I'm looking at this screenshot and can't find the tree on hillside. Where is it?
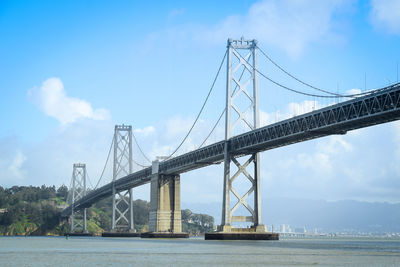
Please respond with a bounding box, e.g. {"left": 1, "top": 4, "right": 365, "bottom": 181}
{"left": 56, "top": 185, "right": 68, "bottom": 200}
{"left": 182, "top": 209, "right": 192, "bottom": 222}
{"left": 0, "top": 187, "right": 7, "bottom": 207}
{"left": 133, "top": 199, "right": 150, "bottom": 226}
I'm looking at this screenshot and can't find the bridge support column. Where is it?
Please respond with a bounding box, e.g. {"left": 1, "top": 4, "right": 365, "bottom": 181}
{"left": 109, "top": 125, "right": 137, "bottom": 235}
{"left": 67, "top": 163, "right": 92, "bottom": 236}
{"left": 206, "top": 38, "right": 278, "bottom": 240}
{"left": 219, "top": 151, "right": 266, "bottom": 232}
{"left": 102, "top": 125, "right": 140, "bottom": 237}
{"left": 143, "top": 160, "right": 188, "bottom": 238}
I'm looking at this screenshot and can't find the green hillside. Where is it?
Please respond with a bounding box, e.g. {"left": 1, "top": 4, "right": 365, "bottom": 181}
{"left": 0, "top": 185, "right": 214, "bottom": 236}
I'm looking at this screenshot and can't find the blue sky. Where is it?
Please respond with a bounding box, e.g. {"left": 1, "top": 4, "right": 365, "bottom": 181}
{"left": 1, "top": 0, "right": 400, "bottom": 209}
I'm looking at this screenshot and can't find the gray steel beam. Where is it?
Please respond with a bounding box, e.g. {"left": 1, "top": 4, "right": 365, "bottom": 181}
{"left": 221, "top": 38, "right": 262, "bottom": 229}
{"left": 62, "top": 82, "right": 400, "bottom": 217}
{"left": 111, "top": 125, "right": 135, "bottom": 232}
{"left": 69, "top": 163, "right": 87, "bottom": 233}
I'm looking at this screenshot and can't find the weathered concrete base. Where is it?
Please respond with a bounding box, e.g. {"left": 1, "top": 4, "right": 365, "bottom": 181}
{"left": 64, "top": 232, "right": 93, "bottom": 237}
{"left": 205, "top": 232, "right": 279, "bottom": 240}
{"left": 217, "top": 225, "right": 268, "bottom": 233}
{"left": 101, "top": 232, "right": 140, "bottom": 237}
{"left": 141, "top": 232, "right": 189, "bottom": 238}
{"left": 149, "top": 169, "right": 182, "bottom": 234}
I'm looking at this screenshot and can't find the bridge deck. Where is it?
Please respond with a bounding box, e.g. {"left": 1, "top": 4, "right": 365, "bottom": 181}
{"left": 62, "top": 83, "right": 400, "bottom": 217}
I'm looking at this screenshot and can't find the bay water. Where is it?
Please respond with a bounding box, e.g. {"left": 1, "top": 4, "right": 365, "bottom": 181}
{"left": 0, "top": 236, "right": 399, "bottom": 266}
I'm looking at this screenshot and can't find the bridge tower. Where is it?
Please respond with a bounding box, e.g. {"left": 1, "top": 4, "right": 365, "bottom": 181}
{"left": 220, "top": 38, "right": 266, "bottom": 232}
{"left": 111, "top": 125, "right": 135, "bottom": 232}
{"left": 70, "top": 163, "right": 87, "bottom": 233}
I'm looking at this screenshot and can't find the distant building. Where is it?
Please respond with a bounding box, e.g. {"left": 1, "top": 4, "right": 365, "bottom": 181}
{"left": 294, "top": 227, "right": 306, "bottom": 233}
{"left": 281, "top": 224, "right": 291, "bottom": 233}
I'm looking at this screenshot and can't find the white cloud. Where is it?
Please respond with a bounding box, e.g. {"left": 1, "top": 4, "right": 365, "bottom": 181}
{"left": 297, "top": 152, "right": 333, "bottom": 175}
{"left": 164, "top": 116, "right": 195, "bottom": 140}
{"left": 28, "top": 77, "right": 110, "bottom": 125}
{"left": 150, "top": 143, "right": 174, "bottom": 160}
{"left": 168, "top": 8, "right": 185, "bottom": 19}
{"left": 8, "top": 151, "right": 26, "bottom": 179}
{"left": 133, "top": 126, "right": 155, "bottom": 137}
{"left": 346, "top": 88, "right": 362, "bottom": 95}
{"left": 394, "top": 121, "right": 400, "bottom": 173}
{"left": 260, "top": 110, "right": 273, "bottom": 126}
{"left": 148, "top": 116, "right": 202, "bottom": 158}
{"left": 260, "top": 100, "right": 322, "bottom": 127}
{"left": 370, "top": 0, "right": 400, "bottom": 35}
{"left": 0, "top": 141, "right": 27, "bottom": 185}
{"left": 318, "top": 135, "right": 353, "bottom": 155}
{"left": 288, "top": 100, "right": 320, "bottom": 116}
{"left": 274, "top": 135, "right": 352, "bottom": 187}
{"left": 140, "top": 0, "right": 349, "bottom": 58}
{"left": 18, "top": 119, "right": 119, "bottom": 188}
{"left": 201, "top": 0, "right": 347, "bottom": 56}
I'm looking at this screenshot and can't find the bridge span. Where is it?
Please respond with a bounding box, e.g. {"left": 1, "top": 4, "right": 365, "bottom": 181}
{"left": 62, "top": 38, "right": 400, "bottom": 239}
{"left": 62, "top": 81, "right": 400, "bottom": 217}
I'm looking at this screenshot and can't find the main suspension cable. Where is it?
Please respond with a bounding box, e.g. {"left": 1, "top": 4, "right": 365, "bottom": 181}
{"left": 257, "top": 45, "right": 343, "bottom": 96}
{"left": 197, "top": 56, "right": 249, "bottom": 149}
{"left": 94, "top": 137, "right": 114, "bottom": 190}
{"left": 132, "top": 131, "right": 152, "bottom": 163}
{"left": 132, "top": 158, "right": 150, "bottom": 168}
{"left": 163, "top": 50, "right": 227, "bottom": 160}
{"left": 256, "top": 45, "right": 386, "bottom": 98}
{"left": 86, "top": 170, "right": 94, "bottom": 190}
{"left": 198, "top": 108, "right": 225, "bottom": 148}
{"left": 233, "top": 47, "right": 385, "bottom": 99}
{"left": 67, "top": 174, "right": 73, "bottom": 204}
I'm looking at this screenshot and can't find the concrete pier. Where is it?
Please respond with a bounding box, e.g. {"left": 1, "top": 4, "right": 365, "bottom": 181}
{"left": 64, "top": 232, "right": 93, "bottom": 237}
{"left": 205, "top": 226, "right": 279, "bottom": 240}
{"left": 141, "top": 232, "right": 189, "bottom": 238}
{"left": 143, "top": 161, "right": 188, "bottom": 238}
{"left": 148, "top": 173, "right": 182, "bottom": 233}
{"left": 101, "top": 232, "right": 140, "bottom": 237}
{"left": 205, "top": 232, "right": 278, "bottom": 240}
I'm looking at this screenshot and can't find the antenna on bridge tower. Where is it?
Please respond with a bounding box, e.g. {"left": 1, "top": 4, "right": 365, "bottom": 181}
{"left": 220, "top": 38, "right": 266, "bottom": 232}
{"left": 111, "top": 125, "right": 135, "bottom": 233}
{"left": 70, "top": 163, "right": 87, "bottom": 233}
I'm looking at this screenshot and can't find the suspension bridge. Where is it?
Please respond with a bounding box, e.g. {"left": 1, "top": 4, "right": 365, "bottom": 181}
{"left": 61, "top": 38, "right": 400, "bottom": 240}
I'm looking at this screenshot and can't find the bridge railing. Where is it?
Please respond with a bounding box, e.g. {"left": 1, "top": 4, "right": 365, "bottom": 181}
{"left": 230, "top": 82, "right": 400, "bottom": 156}
{"left": 159, "top": 141, "right": 226, "bottom": 175}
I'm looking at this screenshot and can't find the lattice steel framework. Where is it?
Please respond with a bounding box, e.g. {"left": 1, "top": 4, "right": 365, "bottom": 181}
{"left": 221, "top": 38, "right": 263, "bottom": 229}
{"left": 62, "top": 83, "right": 400, "bottom": 217}
{"left": 111, "top": 125, "right": 134, "bottom": 231}
{"left": 70, "top": 163, "right": 87, "bottom": 233}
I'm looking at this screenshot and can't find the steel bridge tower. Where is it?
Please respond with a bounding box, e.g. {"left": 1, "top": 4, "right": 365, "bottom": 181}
{"left": 70, "top": 163, "right": 87, "bottom": 233}
{"left": 220, "top": 38, "right": 266, "bottom": 232}
{"left": 111, "top": 125, "right": 135, "bottom": 232}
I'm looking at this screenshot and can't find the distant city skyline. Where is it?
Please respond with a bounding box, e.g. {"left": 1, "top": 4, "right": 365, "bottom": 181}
{"left": 0, "top": 0, "right": 400, "bottom": 205}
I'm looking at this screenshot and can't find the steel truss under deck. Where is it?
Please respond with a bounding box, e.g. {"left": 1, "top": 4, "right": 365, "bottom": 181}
{"left": 62, "top": 82, "right": 400, "bottom": 217}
